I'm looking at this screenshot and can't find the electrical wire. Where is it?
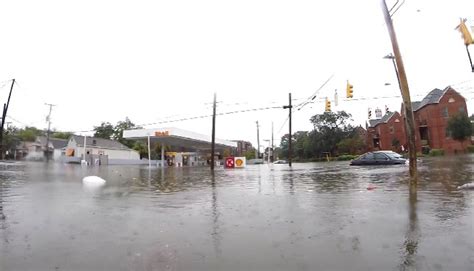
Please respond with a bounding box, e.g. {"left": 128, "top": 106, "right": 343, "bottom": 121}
{"left": 66, "top": 105, "right": 284, "bottom": 134}
{"left": 295, "top": 74, "right": 334, "bottom": 111}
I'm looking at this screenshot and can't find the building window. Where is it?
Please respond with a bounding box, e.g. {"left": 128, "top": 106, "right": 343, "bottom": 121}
{"left": 459, "top": 107, "right": 465, "bottom": 113}
{"left": 92, "top": 139, "right": 97, "bottom": 146}
{"left": 389, "top": 126, "right": 394, "bottom": 134}
{"left": 441, "top": 107, "right": 449, "bottom": 118}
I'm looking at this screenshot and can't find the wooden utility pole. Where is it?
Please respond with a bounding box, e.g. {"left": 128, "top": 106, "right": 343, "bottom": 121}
{"left": 0, "top": 79, "right": 15, "bottom": 160}
{"left": 283, "top": 93, "right": 292, "bottom": 167}
{"left": 271, "top": 121, "right": 274, "bottom": 162}
{"left": 256, "top": 121, "right": 260, "bottom": 159}
{"left": 210, "top": 93, "right": 216, "bottom": 171}
{"left": 381, "top": 0, "right": 417, "bottom": 182}
{"left": 44, "top": 103, "right": 56, "bottom": 162}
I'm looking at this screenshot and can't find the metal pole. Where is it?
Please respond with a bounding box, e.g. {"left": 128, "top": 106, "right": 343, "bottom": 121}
{"left": 84, "top": 135, "right": 87, "bottom": 164}
{"left": 211, "top": 93, "right": 216, "bottom": 171}
{"left": 271, "top": 122, "right": 274, "bottom": 162}
{"left": 147, "top": 135, "right": 151, "bottom": 168}
{"left": 161, "top": 145, "right": 165, "bottom": 167}
{"left": 256, "top": 121, "right": 260, "bottom": 159}
{"left": 466, "top": 45, "right": 474, "bottom": 72}
{"left": 381, "top": 0, "right": 417, "bottom": 182}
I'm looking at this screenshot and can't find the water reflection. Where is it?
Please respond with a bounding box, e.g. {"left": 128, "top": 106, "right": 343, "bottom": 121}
{"left": 0, "top": 157, "right": 473, "bottom": 270}
{"left": 400, "top": 185, "right": 419, "bottom": 271}
{"left": 211, "top": 172, "right": 221, "bottom": 257}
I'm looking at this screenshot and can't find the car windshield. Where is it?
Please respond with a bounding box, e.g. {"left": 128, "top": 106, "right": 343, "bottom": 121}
{"left": 383, "top": 152, "right": 403, "bottom": 159}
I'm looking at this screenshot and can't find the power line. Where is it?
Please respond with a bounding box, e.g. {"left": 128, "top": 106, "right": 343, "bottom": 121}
{"left": 296, "top": 74, "right": 334, "bottom": 111}
{"left": 67, "top": 105, "right": 284, "bottom": 134}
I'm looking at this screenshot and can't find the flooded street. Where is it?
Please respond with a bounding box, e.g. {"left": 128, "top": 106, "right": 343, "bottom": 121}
{"left": 1, "top": 155, "right": 473, "bottom": 271}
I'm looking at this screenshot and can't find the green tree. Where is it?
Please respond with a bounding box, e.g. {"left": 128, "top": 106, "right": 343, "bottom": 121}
{"left": 113, "top": 117, "right": 140, "bottom": 148}
{"left": 132, "top": 141, "right": 148, "bottom": 159}
{"left": 4, "top": 126, "right": 21, "bottom": 158}
{"left": 337, "top": 135, "right": 365, "bottom": 155}
{"left": 279, "top": 134, "right": 292, "bottom": 159}
{"left": 447, "top": 113, "right": 472, "bottom": 149}
{"left": 52, "top": 131, "right": 73, "bottom": 140}
{"left": 243, "top": 149, "right": 256, "bottom": 160}
{"left": 309, "top": 111, "right": 354, "bottom": 156}
{"left": 293, "top": 131, "right": 309, "bottom": 160}
{"left": 93, "top": 122, "right": 115, "bottom": 139}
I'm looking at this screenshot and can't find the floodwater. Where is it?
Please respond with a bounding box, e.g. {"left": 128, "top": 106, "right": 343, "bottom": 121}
{"left": 1, "top": 155, "right": 473, "bottom": 271}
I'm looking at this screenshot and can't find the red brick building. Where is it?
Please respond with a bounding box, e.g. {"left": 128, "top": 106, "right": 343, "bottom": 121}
{"left": 366, "top": 86, "right": 470, "bottom": 154}
{"left": 232, "top": 140, "right": 254, "bottom": 156}
{"left": 407, "top": 86, "right": 470, "bottom": 153}
{"left": 366, "top": 111, "right": 406, "bottom": 152}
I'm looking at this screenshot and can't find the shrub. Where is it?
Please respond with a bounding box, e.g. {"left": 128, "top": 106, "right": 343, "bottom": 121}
{"left": 429, "top": 149, "right": 445, "bottom": 156}
{"left": 467, "top": 145, "right": 474, "bottom": 153}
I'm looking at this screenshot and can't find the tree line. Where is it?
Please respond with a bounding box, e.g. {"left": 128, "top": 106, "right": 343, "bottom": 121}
{"left": 276, "top": 111, "right": 473, "bottom": 161}
{"left": 276, "top": 111, "right": 366, "bottom": 161}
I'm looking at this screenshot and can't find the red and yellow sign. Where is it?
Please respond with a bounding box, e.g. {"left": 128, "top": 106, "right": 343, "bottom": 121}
{"left": 225, "top": 157, "right": 235, "bottom": 168}
{"left": 234, "top": 157, "right": 246, "bottom": 168}
{"left": 225, "top": 157, "right": 246, "bottom": 168}
{"left": 155, "top": 131, "right": 170, "bottom": 137}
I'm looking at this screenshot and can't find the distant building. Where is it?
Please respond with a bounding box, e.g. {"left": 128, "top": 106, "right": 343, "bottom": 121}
{"left": 407, "top": 86, "right": 470, "bottom": 153}
{"left": 366, "top": 111, "right": 406, "bottom": 152}
{"left": 65, "top": 135, "right": 140, "bottom": 161}
{"left": 233, "top": 140, "right": 254, "bottom": 156}
{"left": 366, "top": 86, "right": 470, "bottom": 154}
{"left": 21, "top": 136, "right": 68, "bottom": 160}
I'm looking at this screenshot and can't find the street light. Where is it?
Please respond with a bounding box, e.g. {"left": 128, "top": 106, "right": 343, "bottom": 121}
{"left": 383, "top": 53, "right": 402, "bottom": 91}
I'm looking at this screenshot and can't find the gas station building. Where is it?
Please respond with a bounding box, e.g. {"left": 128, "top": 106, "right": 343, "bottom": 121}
{"left": 123, "top": 127, "right": 237, "bottom": 167}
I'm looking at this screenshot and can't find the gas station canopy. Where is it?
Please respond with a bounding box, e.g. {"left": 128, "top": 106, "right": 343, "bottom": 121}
{"left": 123, "top": 127, "right": 237, "bottom": 151}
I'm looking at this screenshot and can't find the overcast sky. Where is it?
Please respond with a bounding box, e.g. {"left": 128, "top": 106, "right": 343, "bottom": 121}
{"left": 1, "top": 0, "right": 473, "bottom": 149}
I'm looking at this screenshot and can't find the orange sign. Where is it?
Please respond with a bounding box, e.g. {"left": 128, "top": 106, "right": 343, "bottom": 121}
{"left": 235, "top": 158, "right": 243, "bottom": 167}
{"left": 155, "top": 131, "right": 170, "bottom": 137}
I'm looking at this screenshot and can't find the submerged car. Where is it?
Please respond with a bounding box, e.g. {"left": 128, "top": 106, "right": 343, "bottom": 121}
{"left": 273, "top": 160, "right": 288, "bottom": 164}
{"left": 350, "top": 151, "right": 406, "bottom": 166}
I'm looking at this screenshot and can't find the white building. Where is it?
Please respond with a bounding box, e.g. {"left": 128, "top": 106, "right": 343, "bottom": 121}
{"left": 65, "top": 135, "right": 140, "bottom": 161}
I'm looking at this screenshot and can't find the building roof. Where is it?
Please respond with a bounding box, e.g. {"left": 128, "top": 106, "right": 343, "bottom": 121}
{"left": 367, "top": 111, "right": 397, "bottom": 128}
{"left": 123, "top": 127, "right": 237, "bottom": 150}
{"left": 413, "top": 88, "right": 444, "bottom": 111}
{"left": 35, "top": 136, "right": 68, "bottom": 149}
{"left": 411, "top": 86, "right": 464, "bottom": 112}
{"left": 71, "top": 135, "right": 131, "bottom": 150}
{"left": 368, "top": 119, "right": 381, "bottom": 128}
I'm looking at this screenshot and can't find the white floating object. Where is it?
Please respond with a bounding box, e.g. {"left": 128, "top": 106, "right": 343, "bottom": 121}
{"left": 82, "top": 176, "right": 106, "bottom": 187}
{"left": 457, "top": 183, "right": 474, "bottom": 190}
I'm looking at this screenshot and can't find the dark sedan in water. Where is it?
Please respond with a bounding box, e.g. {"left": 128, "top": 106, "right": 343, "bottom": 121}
{"left": 350, "top": 151, "right": 407, "bottom": 165}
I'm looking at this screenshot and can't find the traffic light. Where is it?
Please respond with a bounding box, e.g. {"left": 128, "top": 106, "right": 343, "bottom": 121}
{"left": 346, "top": 81, "right": 353, "bottom": 98}
{"left": 325, "top": 98, "right": 331, "bottom": 112}
{"left": 368, "top": 108, "right": 372, "bottom": 119}
{"left": 385, "top": 105, "right": 389, "bottom": 114}
{"left": 456, "top": 18, "right": 473, "bottom": 45}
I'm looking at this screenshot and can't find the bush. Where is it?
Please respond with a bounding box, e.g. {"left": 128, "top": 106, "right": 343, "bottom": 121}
{"left": 337, "top": 155, "right": 358, "bottom": 161}
{"left": 429, "top": 149, "right": 445, "bottom": 156}
{"left": 467, "top": 145, "right": 474, "bottom": 153}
